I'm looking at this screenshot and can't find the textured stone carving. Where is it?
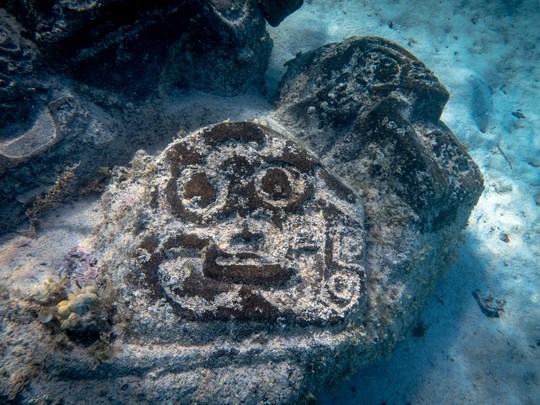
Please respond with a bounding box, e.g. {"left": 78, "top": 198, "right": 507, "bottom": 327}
{"left": 271, "top": 39, "right": 484, "bottom": 397}
{"left": 162, "top": 0, "right": 272, "bottom": 96}
{"left": 102, "top": 121, "right": 366, "bottom": 325}
{"left": 0, "top": 36, "right": 484, "bottom": 405}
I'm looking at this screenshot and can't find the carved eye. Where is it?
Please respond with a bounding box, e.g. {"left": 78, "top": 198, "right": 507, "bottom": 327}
{"left": 360, "top": 52, "right": 401, "bottom": 86}
{"left": 326, "top": 270, "right": 362, "bottom": 307}
{"left": 260, "top": 168, "right": 292, "bottom": 201}
{"left": 183, "top": 172, "right": 216, "bottom": 208}
{"left": 175, "top": 168, "right": 227, "bottom": 217}
{"left": 373, "top": 56, "right": 400, "bottom": 83}
{"left": 255, "top": 166, "right": 310, "bottom": 208}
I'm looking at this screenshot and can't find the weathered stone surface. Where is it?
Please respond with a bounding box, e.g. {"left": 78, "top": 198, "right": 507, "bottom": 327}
{"left": 161, "top": 0, "right": 273, "bottom": 96}
{"left": 100, "top": 121, "right": 366, "bottom": 326}
{"left": 3, "top": 0, "right": 271, "bottom": 97}
{"left": 5, "top": 122, "right": 369, "bottom": 403}
{"left": 258, "top": 0, "right": 304, "bottom": 26}
{"left": 0, "top": 92, "right": 92, "bottom": 232}
{"left": 272, "top": 36, "right": 484, "bottom": 377}
{"left": 0, "top": 10, "right": 47, "bottom": 129}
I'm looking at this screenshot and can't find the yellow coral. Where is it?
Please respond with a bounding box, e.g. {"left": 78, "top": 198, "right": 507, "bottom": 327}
{"left": 56, "top": 286, "right": 99, "bottom": 320}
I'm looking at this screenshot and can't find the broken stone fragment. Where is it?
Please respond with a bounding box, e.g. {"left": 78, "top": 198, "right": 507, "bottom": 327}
{"left": 0, "top": 96, "right": 81, "bottom": 174}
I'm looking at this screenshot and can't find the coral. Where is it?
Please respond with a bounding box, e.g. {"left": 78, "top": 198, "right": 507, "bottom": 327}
{"left": 56, "top": 286, "right": 100, "bottom": 320}
{"left": 55, "top": 286, "right": 107, "bottom": 346}
{"left": 37, "top": 306, "right": 53, "bottom": 323}
{"left": 27, "top": 280, "right": 108, "bottom": 346}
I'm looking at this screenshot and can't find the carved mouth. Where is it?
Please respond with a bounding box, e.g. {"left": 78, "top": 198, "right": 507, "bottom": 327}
{"left": 203, "top": 247, "right": 293, "bottom": 286}
{"left": 215, "top": 253, "right": 277, "bottom": 266}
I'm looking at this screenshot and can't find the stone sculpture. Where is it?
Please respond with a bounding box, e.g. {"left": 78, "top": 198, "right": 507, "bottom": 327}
{"left": 0, "top": 35, "right": 483, "bottom": 404}
{"left": 101, "top": 121, "right": 366, "bottom": 326}
{"left": 275, "top": 37, "right": 483, "bottom": 231}
{"left": 5, "top": 121, "right": 370, "bottom": 403}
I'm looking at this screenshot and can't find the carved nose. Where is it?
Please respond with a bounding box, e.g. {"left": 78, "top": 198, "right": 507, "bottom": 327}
{"left": 230, "top": 222, "right": 264, "bottom": 249}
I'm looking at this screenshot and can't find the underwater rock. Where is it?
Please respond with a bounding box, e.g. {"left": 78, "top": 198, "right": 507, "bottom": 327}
{"left": 161, "top": 0, "right": 273, "bottom": 96}
{"left": 0, "top": 93, "right": 90, "bottom": 233}
{"left": 0, "top": 10, "right": 47, "bottom": 129}
{"left": 472, "top": 289, "right": 506, "bottom": 318}
{"left": 466, "top": 72, "right": 493, "bottom": 133}
{"left": 16, "top": 121, "right": 368, "bottom": 403}
{"left": 3, "top": 0, "right": 272, "bottom": 97}
{"left": 258, "top": 0, "right": 304, "bottom": 26}
{"left": 275, "top": 36, "right": 483, "bottom": 231}
{"left": 99, "top": 121, "right": 367, "bottom": 325}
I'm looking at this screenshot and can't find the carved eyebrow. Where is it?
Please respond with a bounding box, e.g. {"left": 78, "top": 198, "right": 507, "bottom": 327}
{"left": 166, "top": 142, "right": 204, "bottom": 167}
{"left": 202, "top": 122, "right": 267, "bottom": 147}
{"left": 260, "top": 141, "right": 319, "bottom": 173}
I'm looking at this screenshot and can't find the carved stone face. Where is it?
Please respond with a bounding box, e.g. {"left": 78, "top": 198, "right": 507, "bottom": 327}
{"left": 135, "top": 122, "right": 366, "bottom": 324}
